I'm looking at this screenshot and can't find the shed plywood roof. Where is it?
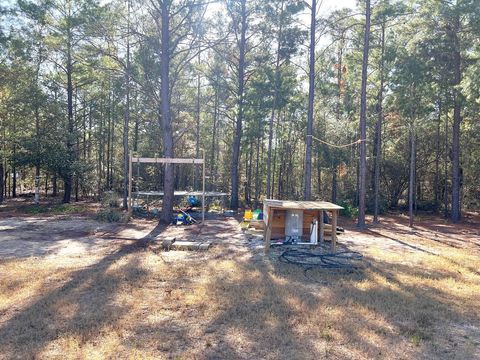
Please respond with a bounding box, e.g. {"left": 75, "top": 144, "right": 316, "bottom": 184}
{"left": 264, "top": 199, "right": 343, "bottom": 210}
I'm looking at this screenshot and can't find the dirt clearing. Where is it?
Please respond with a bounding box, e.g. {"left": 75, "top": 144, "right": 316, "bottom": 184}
{"left": 0, "top": 208, "right": 479, "bottom": 359}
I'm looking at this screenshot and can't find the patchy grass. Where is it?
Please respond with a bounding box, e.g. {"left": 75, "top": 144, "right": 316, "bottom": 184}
{"left": 0, "top": 214, "right": 479, "bottom": 359}
{"left": 95, "top": 208, "right": 129, "bottom": 223}
{"left": 23, "top": 203, "right": 89, "bottom": 215}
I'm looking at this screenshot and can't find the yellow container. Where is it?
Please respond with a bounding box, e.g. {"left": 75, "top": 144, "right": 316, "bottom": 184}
{"left": 243, "top": 209, "right": 253, "bottom": 221}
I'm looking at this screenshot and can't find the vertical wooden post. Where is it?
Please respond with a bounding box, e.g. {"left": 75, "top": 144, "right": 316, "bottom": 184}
{"left": 331, "top": 210, "right": 337, "bottom": 252}
{"left": 319, "top": 210, "right": 324, "bottom": 244}
{"left": 264, "top": 204, "right": 273, "bottom": 254}
{"left": 202, "top": 149, "right": 206, "bottom": 224}
{"left": 128, "top": 153, "right": 133, "bottom": 216}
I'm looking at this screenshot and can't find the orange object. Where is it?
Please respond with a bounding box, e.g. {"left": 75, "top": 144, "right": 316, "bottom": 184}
{"left": 244, "top": 209, "right": 253, "bottom": 221}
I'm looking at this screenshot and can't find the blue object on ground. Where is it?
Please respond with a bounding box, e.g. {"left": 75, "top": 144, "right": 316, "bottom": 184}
{"left": 188, "top": 195, "right": 201, "bottom": 207}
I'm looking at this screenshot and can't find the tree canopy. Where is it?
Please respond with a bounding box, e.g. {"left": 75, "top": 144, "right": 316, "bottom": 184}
{"left": 1, "top": 0, "right": 479, "bottom": 224}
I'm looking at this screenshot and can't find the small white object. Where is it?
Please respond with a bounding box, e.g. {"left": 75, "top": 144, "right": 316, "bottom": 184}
{"left": 310, "top": 219, "right": 318, "bottom": 245}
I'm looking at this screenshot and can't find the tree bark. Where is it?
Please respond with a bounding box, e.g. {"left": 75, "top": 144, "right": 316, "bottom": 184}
{"left": 450, "top": 25, "right": 462, "bottom": 222}
{"left": 332, "top": 33, "right": 344, "bottom": 205}
{"left": 331, "top": 165, "right": 337, "bottom": 203}
{"left": 159, "top": 0, "right": 175, "bottom": 224}
{"left": 266, "top": 0, "right": 284, "bottom": 199}
{"left": 444, "top": 97, "right": 449, "bottom": 218}
{"left": 373, "top": 20, "right": 385, "bottom": 223}
{"left": 195, "top": 52, "right": 201, "bottom": 190}
{"left": 357, "top": 0, "right": 371, "bottom": 228}
{"left": 254, "top": 132, "right": 260, "bottom": 205}
{"left": 63, "top": 24, "right": 74, "bottom": 203}
{"left": 0, "top": 163, "right": 3, "bottom": 203}
{"left": 434, "top": 100, "right": 441, "bottom": 209}
{"left": 409, "top": 126, "right": 415, "bottom": 228}
{"left": 230, "top": 0, "right": 247, "bottom": 210}
{"left": 210, "top": 85, "right": 218, "bottom": 191}
{"left": 12, "top": 134, "right": 17, "bottom": 198}
{"left": 304, "top": 0, "right": 316, "bottom": 200}
{"left": 122, "top": 0, "right": 131, "bottom": 210}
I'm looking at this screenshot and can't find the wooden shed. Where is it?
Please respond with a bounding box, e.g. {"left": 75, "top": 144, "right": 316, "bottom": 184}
{"left": 263, "top": 199, "right": 343, "bottom": 254}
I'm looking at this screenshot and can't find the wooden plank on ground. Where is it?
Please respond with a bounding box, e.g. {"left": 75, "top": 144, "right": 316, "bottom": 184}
{"left": 170, "top": 241, "right": 211, "bottom": 251}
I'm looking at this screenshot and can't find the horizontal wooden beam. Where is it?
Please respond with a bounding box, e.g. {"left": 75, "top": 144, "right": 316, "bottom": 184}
{"left": 131, "top": 157, "right": 204, "bottom": 164}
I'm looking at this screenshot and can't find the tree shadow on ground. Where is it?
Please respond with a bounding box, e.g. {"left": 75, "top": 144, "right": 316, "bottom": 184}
{"left": 0, "top": 223, "right": 166, "bottom": 359}
{"left": 179, "top": 242, "right": 479, "bottom": 359}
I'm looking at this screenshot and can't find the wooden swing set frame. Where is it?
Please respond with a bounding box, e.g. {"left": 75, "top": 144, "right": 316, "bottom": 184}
{"left": 127, "top": 151, "right": 206, "bottom": 223}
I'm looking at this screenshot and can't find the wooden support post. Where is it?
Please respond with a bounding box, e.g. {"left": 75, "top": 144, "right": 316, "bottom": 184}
{"left": 331, "top": 210, "right": 338, "bottom": 252}
{"left": 128, "top": 153, "right": 133, "bottom": 216}
{"left": 264, "top": 207, "right": 274, "bottom": 254}
{"left": 202, "top": 149, "right": 206, "bottom": 224}
{"left": 319, "top": 210, "right": 324, "bottom": 244}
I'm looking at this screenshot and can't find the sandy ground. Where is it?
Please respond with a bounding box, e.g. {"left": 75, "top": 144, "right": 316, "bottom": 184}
{"left": 0, "top": 202, "right": 479, "bottom": 359}
{"left": 3, "top": 211, "right": 478, "bottom": 260}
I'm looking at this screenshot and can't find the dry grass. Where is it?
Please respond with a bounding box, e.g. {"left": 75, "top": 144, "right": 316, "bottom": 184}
{"left": 0, "top": 214, "right": 479, "bottom": 359}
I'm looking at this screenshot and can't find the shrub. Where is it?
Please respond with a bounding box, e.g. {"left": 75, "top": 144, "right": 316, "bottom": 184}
{"left": 101, "top": 191, "right": 119, "bottom": 208}
{"left": 338, "top": 200, "right": 359, "bottom": 218}
{"left": 95, "top": 208, "right": 127, "bottom": 223}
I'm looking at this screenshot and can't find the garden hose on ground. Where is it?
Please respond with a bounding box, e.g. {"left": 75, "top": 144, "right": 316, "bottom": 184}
{"left": 279, "top": 248, "right": 365, "bottom": 283}
{"left": 279, "top": 248, "right": 363, "bottom": 269}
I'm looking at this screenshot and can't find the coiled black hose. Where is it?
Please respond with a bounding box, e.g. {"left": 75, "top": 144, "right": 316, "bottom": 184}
{"left": 279, "top": 248, "right": 363, "bottom": 269}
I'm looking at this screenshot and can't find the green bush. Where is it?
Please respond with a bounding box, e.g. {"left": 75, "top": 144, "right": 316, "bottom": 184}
{"left": 338, "top": 200, "right": 359, "bottom": 218}
{"left": 96, "top": 191, "right": 128, "bottom": 222}
{"left": 95, "top": 208, "right": 127, "bottom": 223}
{"left": 101, "top": 191, "right": 119, "bottom": 208}
{"left": 366, "top": 195, "right": 388, "bottom": 214}
{"left": 415, "top": 200, "right": 439, "bottom": 213}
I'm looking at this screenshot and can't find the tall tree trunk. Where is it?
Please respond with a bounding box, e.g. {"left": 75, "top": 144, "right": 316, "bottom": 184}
{"left": 304, "top": 0, "right": 316, "bottom": 200}
{"left": 0, "top": 163, "right": 3, "bottom": 203}
{"left": 88, "top": 101, "right": 93, "bottom": 160}
{"left": 34, "top": 92, "right": 41, "bottom": 204}
{"left": 106, "top": 89, "right": 112, "bottom": 190}
{"left": 266, "top": 0, "right": 284, "bottom": 199}
{"left": 123, "top": 0, "right": 131, "bottom": 210}
{"left": 195, "top": 52, "right": 201, "bottom": 190}
{"left": 45, "top": 172, "right": 48, "bottom": 197}
{"left": 254, "top": 133, "right": 260, "bottom": 205}
{"left": 331, "top": 165, "right": 337, "bottom": 203}
{"left": 332, "top": 33, "right": 344, "bottom": 205}
{"left": 210, "top": 86, "right": 218, "bottom": 191}
{"left": 7, "top": 168, "right": 10, "bottom": 198}
{"left": 373, "top": 20, "right": 385, "bottom": 223}
{"left": 357, "top": 0, "right": 371, "bottom": 228}
{"left": 246, "top": 140, "right": 253, "bottom": 204}
{"left": 97, "top": 101, "right": 104, "bottom": 196}
{"left": 434, "top": 100, "right": 441, "bottom": 210}
{"left": 230, "top": 0, "right": 247, "bottom": 210}
{"left": 450, "top": 25, "right": 462, "bottom": 222}
{"left": 75, "top": 134, "right": 80, "bottom": 202}
{"left": 159, "top": 1, "right": 175, "bottom": 224}
{"left": 52, "top": 174, "right": 57, "bottom": 197}
{"left": 409, "top": 126, "right": 416, "bottom": 228}
{"left": 74, "top": 88, "right": 80, "bottom": 201}
{"left": 271, "top": 120, "right": 278, "bottom": 199}
{"left": 444, "top": 98, "right": 449, "bottom": 218}
{"left": 109, "top": 99, "right": 115, "bottom": 190}
{"left": 12, "top": 124, "right": 16, "bottom": 198}
{"left": 63, "top": 26, "right": 74, "bottom": 203}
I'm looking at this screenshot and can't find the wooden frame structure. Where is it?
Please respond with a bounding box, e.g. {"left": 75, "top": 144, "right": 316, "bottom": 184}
{"left": 128, "top": 151, "right": 206, "bottom": 223}
{"left": 263, "top": 199, "right": 343, "bottom": 254}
